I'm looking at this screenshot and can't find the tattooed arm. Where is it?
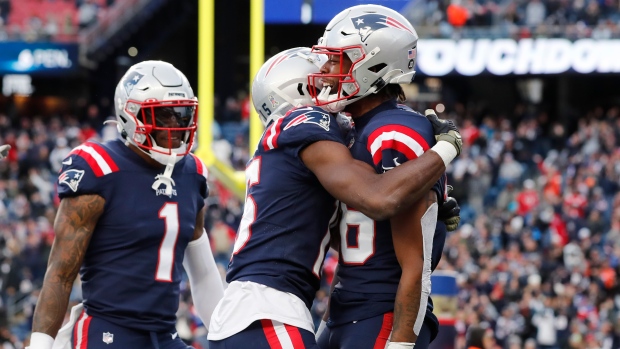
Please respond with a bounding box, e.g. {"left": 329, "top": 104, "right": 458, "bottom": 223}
{"left": 389, "top": 190, "right": 438, "bottom": 345}
{"left": 32, "top": 194, "right": 104, "bottom": 339}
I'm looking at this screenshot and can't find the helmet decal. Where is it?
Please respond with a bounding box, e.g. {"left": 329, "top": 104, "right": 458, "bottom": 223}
{"left": 268, "top": 95, "right": 279, "bottom": 108}
{"left": 350, "top": 13, "right": 413, "bottom": 42}
{"left": 265, "top": 49, "right": 303, "bottom": 78}
{"left": 123, "top": 71, "right": 145, "bottom": 95}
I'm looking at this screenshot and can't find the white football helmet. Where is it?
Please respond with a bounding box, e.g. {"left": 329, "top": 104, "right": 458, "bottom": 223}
{"left": 309, "top": 4, "right": 419, "bottom": 112}
{"left": 251, "top": 47, "right": 326, "bottom": 126}
{"left": 113, "top": 60, "right": 198, "bottom": 165}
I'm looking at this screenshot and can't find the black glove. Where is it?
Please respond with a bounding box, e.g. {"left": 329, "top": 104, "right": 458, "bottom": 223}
{"left": 424, "top": 109, "right": 462, "bottom": 156}
{"left": 438, "top": 186, "right": 460, "bottom": 232}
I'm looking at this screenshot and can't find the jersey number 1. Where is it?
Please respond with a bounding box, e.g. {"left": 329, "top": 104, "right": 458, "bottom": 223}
{"left": 156, "top": 203, "right": 180, "bottom": 282}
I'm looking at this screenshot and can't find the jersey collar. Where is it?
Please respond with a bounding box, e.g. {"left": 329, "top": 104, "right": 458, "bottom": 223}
{"left": 351, "top": 99, "right": 397, "bottom": 131}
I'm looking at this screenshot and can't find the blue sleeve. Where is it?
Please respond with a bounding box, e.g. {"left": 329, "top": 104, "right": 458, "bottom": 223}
{"left": 57, "top": 154, "right": 109, "bottom": 199}
{"left": 432, "top": 173, "right": 448, "bottom": 205}
{"left": 365, "top": 114, "right": 435, "bottom": 174}
{"left": 198, "top": 177, "right": 208, "bottom": 212}
{"left": 262, "top": 106, "right": 345, "bottom": 158}
{"left": 431, "top": 220, "right": 447, "bottom": 271}
{"left": 188, "top": 154, "right": 209, "bottom": 211}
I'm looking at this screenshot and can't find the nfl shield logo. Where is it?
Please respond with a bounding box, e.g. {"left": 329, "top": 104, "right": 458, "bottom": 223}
{"left": 102, "top": 332, "right": 114, "bottom": 344}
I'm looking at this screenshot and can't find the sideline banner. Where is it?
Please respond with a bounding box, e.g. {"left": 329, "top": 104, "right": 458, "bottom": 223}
{"left": 0, "top": 42, "right": 78, "bottom": 76}
{"left": 264, "top": 0, "right": 409, "bottom": 24}
{"left": 429, "top": 271, "right": 458, "bottom": 349}
{"left": 417, "top": 38, "right": 620, "bottom": 76}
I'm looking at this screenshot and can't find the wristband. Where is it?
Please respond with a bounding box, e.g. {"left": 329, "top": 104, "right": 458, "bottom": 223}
{"left": 386, "top": 342, "right": 415, "bottom": 349}
{"left": 430, "top": 140, "right": 457, "bottom": 167}
{"left": 29, "top": 332, "right": 54, "bottom": 349}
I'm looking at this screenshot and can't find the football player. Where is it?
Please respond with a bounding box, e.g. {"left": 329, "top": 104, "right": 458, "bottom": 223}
{"left": 207, "top": 47, "right": 461, "bottom": 349}
{"left": 27, "top": 61, "right": 224, "bottom": 349}
{"left": 309, "top": 5, "right": 458, "bottom": 349}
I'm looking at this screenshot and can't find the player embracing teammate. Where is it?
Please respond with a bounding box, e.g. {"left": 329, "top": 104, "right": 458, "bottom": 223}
{"left": 208, "top": 4, "right": 462, "bottom": 349}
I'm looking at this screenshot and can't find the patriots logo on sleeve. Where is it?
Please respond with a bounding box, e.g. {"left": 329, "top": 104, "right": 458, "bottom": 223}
{"left": 283, "top": 109, "right": 331, "bottom": 131}
{"left": 59, "top": 169, "right": 85, "bottom": 192}
{"left": 350, "top": 14, "right": 413, "bottom": 42}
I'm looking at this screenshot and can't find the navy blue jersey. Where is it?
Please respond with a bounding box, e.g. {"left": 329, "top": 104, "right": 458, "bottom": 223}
{"left": 57, "top": 139, "right": 209, "bottom": 332}
{"left": 227, "top": 106, "right": 345, "bottom": 309}
{"left": 330, "top": 100, "right": 447, "bottom": 326}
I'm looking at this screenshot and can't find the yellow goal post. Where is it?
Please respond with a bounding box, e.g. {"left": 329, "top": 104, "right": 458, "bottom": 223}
{"left": 195, "top": 0, "right": 265, "bottom": 200}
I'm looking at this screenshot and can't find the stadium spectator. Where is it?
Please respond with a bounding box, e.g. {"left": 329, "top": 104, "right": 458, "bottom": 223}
{"left": 525, "top": 0, "right": 547, "bottom": 27}
{"left": 77, "top": 0, "right": 98, "bottom": 29}
{"left": 0, "top": 0, "right": 9, "bottom": 26}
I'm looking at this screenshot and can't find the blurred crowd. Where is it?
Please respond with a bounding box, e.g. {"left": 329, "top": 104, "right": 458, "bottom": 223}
{"left": 433, "top": 103, "right": 620, "bottom": 349}
{"left": 409, "top": 0, "right": 620, "bottom": 39}
{"left": 0, "top": 0, "right": 113, "bottom": 42}
{"left": 2, "top": 0, "right": 620, "bottom": 43}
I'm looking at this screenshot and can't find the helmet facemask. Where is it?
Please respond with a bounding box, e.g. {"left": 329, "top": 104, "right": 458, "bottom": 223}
{"left": 308, "top": 46, "right": 364, "bottom": 113}
{"left": 123, "top": 98, "right": 198, "bottom": 163}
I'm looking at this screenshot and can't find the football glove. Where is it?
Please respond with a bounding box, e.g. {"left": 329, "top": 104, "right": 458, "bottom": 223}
{"left": 424, "top": 110, "right": 462, "bottom": 156}
{"left": 438, "top": 186, "right": 461, "bottom": 232}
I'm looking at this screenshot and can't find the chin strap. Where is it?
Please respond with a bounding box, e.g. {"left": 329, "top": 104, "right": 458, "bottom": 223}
{"left": 152, "top": 155, "right": 177, "bottom": 196}
{"left": 316, "top": 86, "right": 348, "bottom": 113}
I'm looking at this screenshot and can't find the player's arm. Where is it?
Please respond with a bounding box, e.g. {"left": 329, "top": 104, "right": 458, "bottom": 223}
{"left": 316, "top": 264, "right": 339, "bottom": 339}
{"left": 30, "top": 194, "right": 105, "bottom": 348}
{"left": 389, "top": 190, "right": 438, "bottom": 346}
{"left": 301, "top": 141, "right": 444, "bottom": 221}
{"left": 183, "top": 207, "right": 224, "bottom": 328}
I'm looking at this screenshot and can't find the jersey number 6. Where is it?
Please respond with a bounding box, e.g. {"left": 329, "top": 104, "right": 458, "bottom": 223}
{"left": 339, "top": 202, "right": 376, "bottom": 265}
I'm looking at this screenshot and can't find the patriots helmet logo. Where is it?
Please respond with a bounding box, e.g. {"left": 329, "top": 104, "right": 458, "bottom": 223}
{"left": 58, "top": 169, "right": 85, "bottom": 192}
{"left": 283, "top": 109, "right": 331, "bottom": 131}
{"left": 123, "top": 71, "right": 144, "bottom": 95}
{"left": 350, "top": 14, "right": 413, "bottom": 42}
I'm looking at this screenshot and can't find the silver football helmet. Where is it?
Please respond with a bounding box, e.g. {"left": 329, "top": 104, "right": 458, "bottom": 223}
{"left": 251, "top": 47, "right": 326, "bottom": 126}
{"left": 309, "top": 4, "right": 419, "bottom": 112}
{"left": 113, "top": 60, "right": 198, "bottom": 166}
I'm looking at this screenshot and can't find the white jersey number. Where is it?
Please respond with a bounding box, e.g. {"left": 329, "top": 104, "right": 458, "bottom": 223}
{"left": 156, "top": 202, "right": 180, "bottom": 282}
{"left": 232, "top": 156, "right": 332, "bottom": 279}
{"left": 339, "top": 202, "right": 376, "bottom": 265}
{"left": 233, "top": 157, "right": 262, "bottom": 254}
